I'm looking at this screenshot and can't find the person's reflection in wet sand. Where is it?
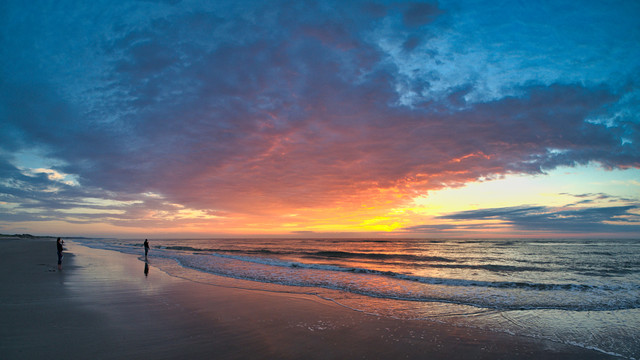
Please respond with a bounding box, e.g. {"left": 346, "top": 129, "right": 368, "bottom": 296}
{"left": 144, "top": 261, "right": 149, "bottom": 276}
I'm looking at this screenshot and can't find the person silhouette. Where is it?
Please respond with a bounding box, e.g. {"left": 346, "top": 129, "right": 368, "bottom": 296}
{"left": 144, "top": 239, "right": 150, "bottom": 259}
{"left": 56, "top": 238, "right": 63, "bottom": 270}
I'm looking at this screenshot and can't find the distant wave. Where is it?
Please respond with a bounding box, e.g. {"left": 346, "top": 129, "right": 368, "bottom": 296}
{"left": 161, "top": 246, "right": 458, "bottom": 263}
{"left": 306, "top": 250, "right": 456, "bottom": 263}
{"left": 162, "top": 245, "right": 290, "bottom": 256}
{"left": 429, "top": 263, "right": 550, "bottom": 272}
{"left": 206, "top": 252, "right": 633, "bottom": 293}
{"left": 162, "top": 246, "right": 557, "bottom": 273}
{"left": 327, "top": 239, "right": 394, "bottom": 243}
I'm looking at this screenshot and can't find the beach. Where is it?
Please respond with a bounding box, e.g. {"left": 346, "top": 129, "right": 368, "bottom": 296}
{"left": 0, "top": 238, "right": 620, "bottom": 359}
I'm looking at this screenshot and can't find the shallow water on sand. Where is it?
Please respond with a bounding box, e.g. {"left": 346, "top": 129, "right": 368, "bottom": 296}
{"left": 75, "top": 237, "right": 640, "bottom": 359}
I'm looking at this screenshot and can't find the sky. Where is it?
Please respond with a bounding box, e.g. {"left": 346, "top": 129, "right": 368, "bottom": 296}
{"left": 1, "top": 0, "right": 639, "bottom": 238}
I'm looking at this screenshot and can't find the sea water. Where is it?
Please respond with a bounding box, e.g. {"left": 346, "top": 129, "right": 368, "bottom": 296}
{"left": 74, "top": 237, "right": 640, "bottom": 359}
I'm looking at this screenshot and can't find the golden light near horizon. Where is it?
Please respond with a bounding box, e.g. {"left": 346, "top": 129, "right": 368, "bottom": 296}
{"left": 417, "top": 166, "right": 638, "bottom": 212}
{"left": 390, "top": 165, "right": 640, "bottom": 236}
{"left": 5, "top": 164, "right": 639, "bottom": 238}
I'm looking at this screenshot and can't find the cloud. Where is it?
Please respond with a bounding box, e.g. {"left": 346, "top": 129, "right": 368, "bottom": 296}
{"left": 402, "top": 2, "right": 441, "bottom": 27}
{"left": 425, "top": 204, "right": 640, "bottom": 233}
{"left": 1, "top": 0, "right": 639, "bottom": 233}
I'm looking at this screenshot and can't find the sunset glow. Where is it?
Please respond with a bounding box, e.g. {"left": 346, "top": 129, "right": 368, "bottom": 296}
{"left": 1, "top": 1, "right": 639, "bottom": 238}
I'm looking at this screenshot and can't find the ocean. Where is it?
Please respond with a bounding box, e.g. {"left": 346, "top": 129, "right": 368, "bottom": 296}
{"left": 74, "top": 237, "right": 640, "bottom": 359}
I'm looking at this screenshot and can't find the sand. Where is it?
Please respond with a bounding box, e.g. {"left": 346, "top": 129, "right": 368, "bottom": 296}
{"left": 0, "top": 238, "right": 618, "bottom": 360}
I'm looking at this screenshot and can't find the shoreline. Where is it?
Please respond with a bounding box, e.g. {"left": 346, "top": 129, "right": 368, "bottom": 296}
{"left": 0, "top": 238, "right": 621, "bottom": 359}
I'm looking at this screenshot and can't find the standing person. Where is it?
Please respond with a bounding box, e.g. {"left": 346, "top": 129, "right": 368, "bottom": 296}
{"left": 144, "top": 239, "right": 149, "bottom": 260}
{"left": 56, "top": 238, "right": 63, "bottom": 271}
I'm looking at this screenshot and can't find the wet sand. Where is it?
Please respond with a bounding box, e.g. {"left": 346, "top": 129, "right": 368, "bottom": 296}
{"left": 0, "top": 238, "right": 619, "bottom": 359}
